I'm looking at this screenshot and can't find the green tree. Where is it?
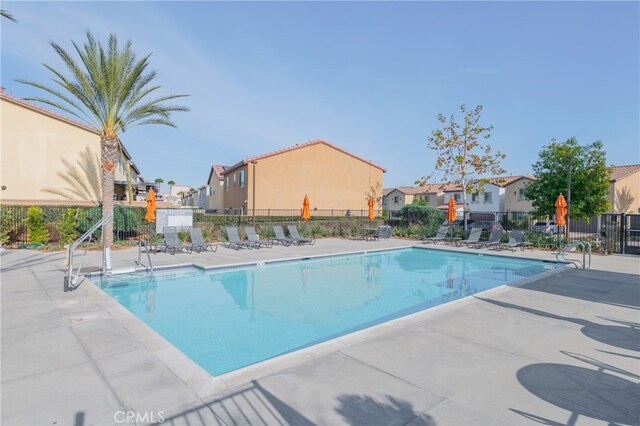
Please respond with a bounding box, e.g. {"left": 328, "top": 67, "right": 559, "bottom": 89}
{"left": 26, "top": 206, "right": 49, "bottom": 244}
{"left": 417, "top": 104, "right": 506, "bottom": 228}
{"left": 155, "top": 178, "right": 164, "bottom": 192}
{"left": 524, "top": 138, "right": 612, "bottom": 219}
{"left": 59, "top": 209, "right": 79, "bottom": 244}
{"left": 167, "top": 180, "right": 175, "bottom": 191}
{"left": 18, "top": 32, "right": 189, "bottom": 247}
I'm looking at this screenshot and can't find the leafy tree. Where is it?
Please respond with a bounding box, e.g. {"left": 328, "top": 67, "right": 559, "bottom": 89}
{"left": 18, "top": 32, "right": 189, "bottom": 247}
{"left": 155, "top": 178, "right": 164, "bottom": 192}
{"left": 364, "top": 181, "right": 383, "bottom": 208}
{"left": 1, "top": 10, "right": 17, "bottom": 22}
{"left": 418, "top": 104, "right": 506, "bottom": 229}
{"left": 59, "top": 209, "right": 79, "bottom": 244}
{"left": 524, "top": 138, "right": 612, "bottom": 219}
{"left": 26, "top": 206, "right": 49, "bottom": 244}
{"left": 398, "top": 204, "right": 444, "bottom": 227}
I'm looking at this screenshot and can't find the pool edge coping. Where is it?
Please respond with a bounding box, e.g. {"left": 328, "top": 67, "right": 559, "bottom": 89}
{"left": 82, "top": 245, "right": 567, "bottom": 397}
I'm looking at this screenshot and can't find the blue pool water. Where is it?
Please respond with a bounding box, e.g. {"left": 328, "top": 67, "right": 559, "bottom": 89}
{"left": 97, "top": 248, "right": 560, "bottom": 375}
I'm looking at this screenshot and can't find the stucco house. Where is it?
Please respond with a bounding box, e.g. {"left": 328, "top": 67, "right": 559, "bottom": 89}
{"left": 220, "top": 140, "right": 385, "bottom": 214}
{"left": 0, "top": 88, "right": 150, "bottom": 205}
{"left": 382, "top": 185, "right": 444, "bottom": 212}
{"left": 503, "top": 175, "right": 536, "bottom": 213}
{"left": 609, "top": 164, "right": 640, "bottom": 214}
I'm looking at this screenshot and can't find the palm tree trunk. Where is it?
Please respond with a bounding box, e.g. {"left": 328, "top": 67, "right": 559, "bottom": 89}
{"left": 101, "top": 136, "right": 119, "bottom": 248}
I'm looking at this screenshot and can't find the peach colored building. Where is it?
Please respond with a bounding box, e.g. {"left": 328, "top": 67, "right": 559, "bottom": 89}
{"left": 609, "top": 164, "right": 640, "bottom": 214}
{"left": 0, "top": 88, "right": 147, "bottom": 205}
{"left": 383, "top": 185, "right": 444, "bottom": 212}
{"left": 220, "top": 140, "right": 385, "bottom": 214}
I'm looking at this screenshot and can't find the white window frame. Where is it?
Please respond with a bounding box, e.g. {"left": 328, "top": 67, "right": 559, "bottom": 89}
{"left": 225, "top": 177, "right": 229, "bottom": 191}
{"left": 484, "top": 192, "right": 492, "bottom": 203}
{"left": 239, "top": 170, "right": 245, "bottom": 188}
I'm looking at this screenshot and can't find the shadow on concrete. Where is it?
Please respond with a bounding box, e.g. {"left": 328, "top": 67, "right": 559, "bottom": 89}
{"left": 514, "top": 363, "right": 640, "bottom": 425}
{"left": 474, "top": 297, "right": 640, "bottom": 351}
{"left": 0, "top": 252, "right": 65, "bottom": 273}
{"left": 335, "top": 394, "right": 435, "bottom": 426}
{"left": 517, "top": 269, "right": 640, "bottom": 310}
{"left": 160, "top": 380, "right": 313, "bottom": 426}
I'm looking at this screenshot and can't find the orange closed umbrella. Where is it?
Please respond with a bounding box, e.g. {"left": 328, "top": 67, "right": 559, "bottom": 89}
{"left": 301, "top": 194, "right": 310, "bottom": 221}
{"left": 446, "top": 197, "right": 457, "bottom": 223}
{"left": 555, "top": 194, "right": 567, "bottom": 226}
{"left": 145, "top": 188, "right": 157, "bottom": 223}
{"left": 368, "top": 197, "right": 375, "bottom": 221}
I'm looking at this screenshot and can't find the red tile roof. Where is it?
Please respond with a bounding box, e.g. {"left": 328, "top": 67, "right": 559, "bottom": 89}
{"left": 207, "top": 164, "right": 228, "bottom": 184}
{"left": 222, "top": 139, "right": 386, "bottom": 174}
{"left": 611, "top": 164, "right": 640, "bottom": 182}
{"left": 0, "top": 87, "right": 99, "bottom": 135}
{"left": 384, "top": 184, "right": 446, "bottom": 195}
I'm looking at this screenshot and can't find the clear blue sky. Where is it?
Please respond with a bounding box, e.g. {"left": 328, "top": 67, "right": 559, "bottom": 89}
{"left": 2, "top": 1, "right": 638, "bottom": 189}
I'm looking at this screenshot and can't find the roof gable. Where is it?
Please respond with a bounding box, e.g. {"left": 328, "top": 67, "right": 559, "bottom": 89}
{"left": 611, "top": 164, "right": 640, "bottom": 182}
{"left": 222, "top": 139, "right": 386, "bottom": 174}
{"left": 1, "top": 88, "right": 99, "bottom": 135}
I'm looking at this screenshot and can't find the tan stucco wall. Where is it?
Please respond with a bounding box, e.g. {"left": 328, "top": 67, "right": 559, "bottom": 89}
{"left": 504, "top": 178, "right": 535, "bottom": 212}
{"left": 206, "top": 175, "right": 225, "bottom": 211}
{"left": 609, "top": 172, "right": 640, "bottom": 213}
{"left": 0, "top": 97, "right": 103, "bottom": 204}
{"left": 226, "top": 143, "right": 384, "bottom": 212}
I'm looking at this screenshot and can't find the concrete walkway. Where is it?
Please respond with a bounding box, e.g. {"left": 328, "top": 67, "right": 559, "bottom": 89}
{"left": 1, "top": 238, "right": 639, "bottom": 425}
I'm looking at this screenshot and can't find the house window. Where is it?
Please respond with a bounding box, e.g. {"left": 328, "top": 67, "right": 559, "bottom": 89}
{"left": 383, "top": 198, "right": 387, "bottom": 206}
{"left": 471, "top": 192, "right": 479, "bottom": 203}
{"left": 239, "top": 170, "right": 245, "bottom": 188}
{"left": 484, "top": 192, "right": 492, "bottom": 203}
{"left": 225, "top": 177, "right": 229, "bottom": 191}
{"left": 453, "top": 194, "right": 461, "bottom": 202}
{"left": 233, "top": 173, "right": 237, "bottom": 188}
{"left": 518, "top": 188, "right": 525, "bottom": 200}
{"left": 394, "top": 196, "right": 400, "bottom": 204}
{"left": 425, "top": 195, "right": 431, "bottom": 204}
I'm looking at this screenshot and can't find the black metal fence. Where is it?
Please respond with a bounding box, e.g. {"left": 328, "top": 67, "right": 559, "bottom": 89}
{"left": 0, "top": 205, "right": 383, "bottom": 245}
{"left": 2, "top": 204, "right": 637, "bottom": 254}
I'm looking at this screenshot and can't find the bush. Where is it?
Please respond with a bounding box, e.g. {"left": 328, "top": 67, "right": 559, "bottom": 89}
{"left": 178, "top": 230, "right": 190, "bottom": 243}
{"left": 59, "top": 209, "right": 78, "bottom": 244}
{"left": 26, "top": 206, "right": 49, "bottom": 244}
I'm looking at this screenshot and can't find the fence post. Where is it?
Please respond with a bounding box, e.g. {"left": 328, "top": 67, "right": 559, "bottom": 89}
{"left": 620, "top": 213, "right": 626, "bottom": 255}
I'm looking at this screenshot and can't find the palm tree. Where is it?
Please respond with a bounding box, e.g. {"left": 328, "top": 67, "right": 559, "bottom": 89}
{"left": 154, "top": 178, "right": 164, "bottom": 193}
{"left": 18, "top": 32, "right": 188, "bottom": 247}
{"left": 1, "top": 10, "right": 17, "bottom": 22}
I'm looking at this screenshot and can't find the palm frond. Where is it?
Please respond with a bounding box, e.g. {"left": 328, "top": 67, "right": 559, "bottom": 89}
{"left": 18, "top": 31, "right": 189, "bottom": 140}
{"left": 1, "top": 9, "right": 17, "bottom": 22}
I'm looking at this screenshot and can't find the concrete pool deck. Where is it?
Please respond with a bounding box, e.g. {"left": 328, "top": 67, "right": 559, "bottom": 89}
{"left": 1, "top": 238, "right": 639, "bottom": 425}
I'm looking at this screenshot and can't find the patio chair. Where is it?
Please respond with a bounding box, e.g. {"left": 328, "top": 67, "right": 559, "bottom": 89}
{"left": 224, "top": 226, "right": 255, "bottom": 250}
{"left": 422, "top": 225, "right": 449, "bottom": 244}
{"left": 244, "top": 226, "right": 273, "bottom": 248}
{"left": 287, "top": 225, "right": 316, "bottom": 245}
{"left": 162, "top": 227, "right": 193, "bottom": 255}
{"left": 189, "top": 227, "right": 218, "bottom": 253}
{"left": 497, "top": 230, "right": 532, "bottom": 252}
{"left": 272, "top": 226, "right": 296, "bottom": 246}
{"left": 458, "top": 227, "right": 482, "bottom": 247}
{"left": 477, "top": 229, "right": 504, "bottom": 249}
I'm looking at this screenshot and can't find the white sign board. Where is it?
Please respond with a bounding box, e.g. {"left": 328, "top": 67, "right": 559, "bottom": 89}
{"left": 155, "top": 208, "right": 193, "bottom": 232}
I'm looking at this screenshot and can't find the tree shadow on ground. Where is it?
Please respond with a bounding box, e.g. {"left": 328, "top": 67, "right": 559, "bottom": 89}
{"left": 474, "top": 296, "right": 640, "bottom": 351}
{"left": 516, "top": 269, "right": 639, "bottom": 310}
{"left": 335, "top": 394, "right": 435, "bottom": 426}
{"left": 514, "top": 362, "right": 640, "bottom": 425}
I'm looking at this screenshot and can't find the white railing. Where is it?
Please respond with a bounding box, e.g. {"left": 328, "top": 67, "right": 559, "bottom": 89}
{"left": 556, "top": 241, "right": 591, "bottom": 269}
{"left": 64, "top": 212, "right": 112, "bottom": 291}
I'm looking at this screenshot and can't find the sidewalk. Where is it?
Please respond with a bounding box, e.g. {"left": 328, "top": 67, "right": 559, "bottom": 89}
{"left": 1, "top": 239, "right": 638, "bottom": 425}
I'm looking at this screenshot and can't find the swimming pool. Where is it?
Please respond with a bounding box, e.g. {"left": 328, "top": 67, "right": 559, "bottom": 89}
{"left": 96, "top": 248, "right": 561, "bottom": 376}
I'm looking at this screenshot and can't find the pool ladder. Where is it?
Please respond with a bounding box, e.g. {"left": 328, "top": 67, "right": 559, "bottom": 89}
{"left": 65, "top": 212, "right": 112, "bottom": 291}
{"left": 135, "top": 240, "right": 154, "bottom": 276}
{"left": 556, "top": 241, "right": 591, "bottom": 269}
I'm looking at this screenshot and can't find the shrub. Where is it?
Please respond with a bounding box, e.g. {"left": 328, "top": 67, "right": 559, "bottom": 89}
{"left": 26, "top": 206, "right": 49, "bottom": 244}
{"left": 178, "top": 230, "right": 190, "bottom": 243}
{"left": 59, "top": 209, "right": 78, "bottom": 244}
{"left": 397, "top": 204, "right": 445, "bottom": 231}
